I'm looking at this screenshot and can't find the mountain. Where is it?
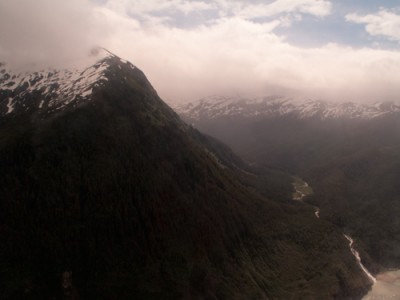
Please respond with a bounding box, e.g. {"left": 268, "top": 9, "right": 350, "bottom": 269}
{"left": 1, "top": 53, "right": 110, "bottom": 116}
{"left": 175, "top": 95, "right": 400, "bottom": 274}
{"left": 176, "top": 95, "right": 400, "bottom": 121}
{"left": 1, "top": 51, "right": 372, "bottom": 299}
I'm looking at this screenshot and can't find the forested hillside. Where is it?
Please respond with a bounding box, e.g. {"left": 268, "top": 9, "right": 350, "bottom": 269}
{"left": 178, "top": 103, "right": 400, "bottom": 272}
{"left": 0, "top": 54, "right": 371, "bottom": 299}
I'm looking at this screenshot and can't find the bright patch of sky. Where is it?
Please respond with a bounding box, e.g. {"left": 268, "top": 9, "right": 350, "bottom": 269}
{"left": 96, "top": 0, "right": 400, "bottom": 48}
{"left": 96, "top": 0, "right": 400, "bottom": 52}
{"left": 276, "top": 0, "right": 400, "bottom": 48}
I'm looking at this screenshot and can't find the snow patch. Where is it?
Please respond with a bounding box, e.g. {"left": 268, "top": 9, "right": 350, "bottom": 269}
{"left": 176, "top": 96, "right": 400, "bottom": 121}
{"left": 81, "top": 88, "right": 92, "bottom": 98}
{"left": 1, "top": 57, "right": 112, "bottom": 114}
{"left": 6, "top": 97, "right": 14, "bottom": 114}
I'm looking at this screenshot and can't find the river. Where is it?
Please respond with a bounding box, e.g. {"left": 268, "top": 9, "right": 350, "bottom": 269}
{"left": 292, "top": 178, "right": 400, "bottom": 300}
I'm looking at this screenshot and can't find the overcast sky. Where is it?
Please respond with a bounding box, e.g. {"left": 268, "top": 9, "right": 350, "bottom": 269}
{"left": 1, "top": 0, "right": 400, "bottom": 104}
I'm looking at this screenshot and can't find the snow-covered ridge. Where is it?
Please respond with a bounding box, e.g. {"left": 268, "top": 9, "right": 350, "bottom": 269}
{"left": 0, "top": 49, "right": 132, "bottom": 116}
{"left": 175, "top": 95, "right": 400, "bottom": 121}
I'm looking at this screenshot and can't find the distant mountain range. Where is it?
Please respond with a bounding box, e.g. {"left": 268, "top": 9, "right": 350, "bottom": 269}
{"left": 175, "top": 95, "right": 400, "bottom": 121}
{"left": 174, "top": 93, "right": 400, "bottom": 281}
{"left": 0, "top": 51, "right": 372, "bottom": 299}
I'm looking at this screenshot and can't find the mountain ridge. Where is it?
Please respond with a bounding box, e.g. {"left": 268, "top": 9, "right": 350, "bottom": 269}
{"left": 176, "top": 95, "right": 400, "bottom": 121}
{"left": 173, "top": 93, "right": 400, "bottom": 281}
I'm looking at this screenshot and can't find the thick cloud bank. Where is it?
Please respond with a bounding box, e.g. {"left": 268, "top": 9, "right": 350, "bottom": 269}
{"left": 0, "top": 0, "right": 106, "bottom": 68}
{"left": 1, "top": 0, "right": 400, "bottom": 104}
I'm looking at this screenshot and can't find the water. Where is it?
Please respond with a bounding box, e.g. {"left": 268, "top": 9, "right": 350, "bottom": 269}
{"left": 292, "top": 179, "right": 400, "bottom": 299}
{"left": 363, "top": 270, "right": 400, "bottom": 300}
{"left": 344, "top": 234, "right": 376, "bottom": 284}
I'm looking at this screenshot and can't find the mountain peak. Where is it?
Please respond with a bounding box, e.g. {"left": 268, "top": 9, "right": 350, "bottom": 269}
{"left": 0, "top": 49, "right": 136, "bottom": 117}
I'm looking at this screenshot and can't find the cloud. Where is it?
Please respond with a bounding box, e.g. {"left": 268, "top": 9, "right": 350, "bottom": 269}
{"left": 103, "top": 0, "right": 215, "bottom": 17}
{"left": 1, "top": 0, "right": 400, "bottom": 104}
{"left": 233, "top": 0, "right": 331, "bottom": 20}
{"left": 346, "top": 9, "right": 400, "bottom": 41}
{"left": 0, "top": 0, "right": 107, "bottom": 68}
{"left": 105, "top": 0, "right": 331, "bottom": 19}
{"left": 107, "top": 0, "right": 331, "bottom": 27}
{"left": 95, "top": 1, "right": 400, "bottom": 104}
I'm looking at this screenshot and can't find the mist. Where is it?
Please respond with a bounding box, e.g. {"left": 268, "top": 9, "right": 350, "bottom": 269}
{"left": 1, "top": 0, "right": 400, "bottom": 104}
{"left": 0, "top": 0, "right": 107, "bottom": 69}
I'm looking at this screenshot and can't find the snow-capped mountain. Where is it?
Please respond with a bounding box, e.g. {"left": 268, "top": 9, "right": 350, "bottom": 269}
{"left": 0, "top": 48, "right": 135, "bottom": 116}
{"left": 175, "top": 95, "right": 400, "bottom": 121}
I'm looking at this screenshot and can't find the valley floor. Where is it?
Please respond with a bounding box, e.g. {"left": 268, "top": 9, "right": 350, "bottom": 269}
{"left": 363, "top": 270, "right": 400, "bottom": 300}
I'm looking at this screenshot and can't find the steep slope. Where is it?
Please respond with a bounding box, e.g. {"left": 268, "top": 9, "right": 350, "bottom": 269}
{"left": 176, "top": 95, "right": 400, "bottom": 274}
{"left": 1, "top": 53, "right": 371, "bottom": 299}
